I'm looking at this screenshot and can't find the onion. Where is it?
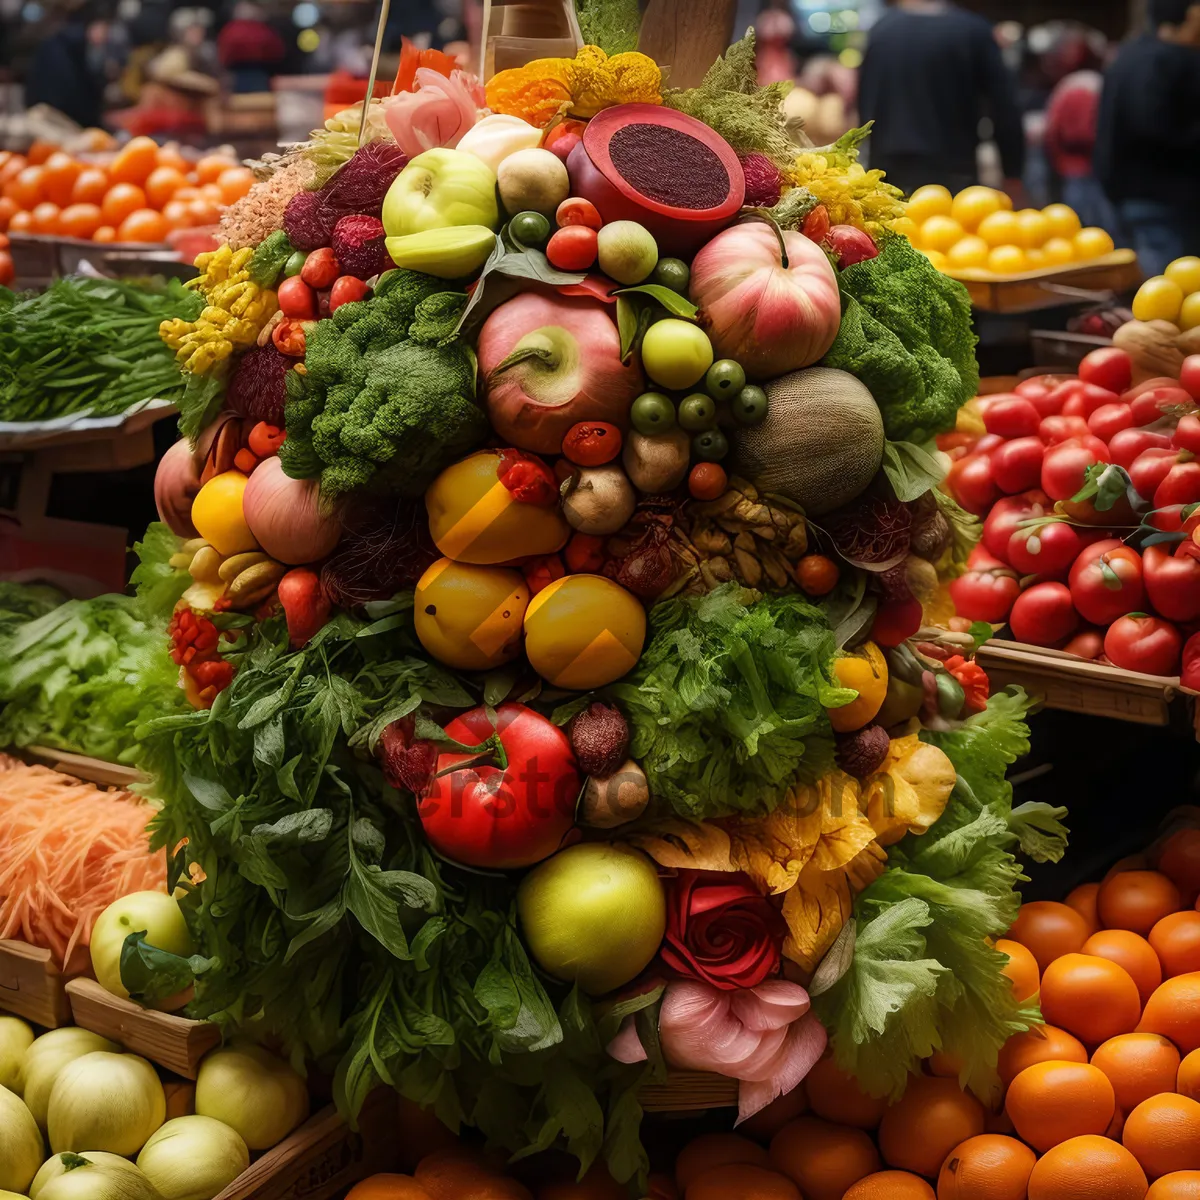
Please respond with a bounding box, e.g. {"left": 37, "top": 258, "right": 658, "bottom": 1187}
{"left": 0, "top": 1015, "right": 33, "bottom": 1095}
{"left": 242, "top": 458, "right": 342, "bottom": 565}
{"left": 35, "top": 1156, "right": 162, "bottom": 1200}
{"left": 32, "top": 1154, "right": 148, "bottom": 1200}
{"left": 137, "top": 1116, "right": 249, "bottom": 1200}
{"left": 194, "top": 1043, "right": 309, "bottom": 1150}
{"left": 0, "top": 1084, "right": 42, "bottom": 1192}
{"left": 23, "top": 1029, "right": 120, "bottom": 1130}
{"left": 48, "top": 1051, "right": 165, "bottom": 1156}
{"left": 154, "top": 440, "right": 203, "bottom": 538}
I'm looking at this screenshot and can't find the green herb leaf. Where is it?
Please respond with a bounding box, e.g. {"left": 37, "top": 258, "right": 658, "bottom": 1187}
{"left": 613, "top": 285, "right": 698, "bottom": 320}
{"left": 119, "top": 930, "right": 218, "bottom": 1005}
{"left": 881, "top": 440, "right": 950, "bottom": 502}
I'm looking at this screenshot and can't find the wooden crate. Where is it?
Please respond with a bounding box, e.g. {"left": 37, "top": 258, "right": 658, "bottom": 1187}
{"left": 215, "top": 1093, "right": 401, "bottom": 1200}
{"left": 640, "top": 1070, "right": 738, "bottom": 1113}
{"left": 0, "top": 940, "right": 72, "bottom": 1027}
{"left": 66, "top": 978, "right": 221, "bottom": 1079}
{"left": 946, "top": 250, "right": 1141, "bottom": 314}
{"left": 23, "top": 746, "right": 143, "bottom": 788}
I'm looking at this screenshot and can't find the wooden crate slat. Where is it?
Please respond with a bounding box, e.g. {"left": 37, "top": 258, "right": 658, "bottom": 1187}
{"left": 65, "top": 977, "right": 221, "bottom": 1079}
{"left": 945, "top": 249, "right": 1141, "bottom": 313}
{"left": 23, "top": 746, "right": 144, "bottom": 788}
{"left": 640, "top": 1070, "right": 738, "bottom": 1112}
{"left": 0, "top": 940, "right": 71, "bottom": 1027}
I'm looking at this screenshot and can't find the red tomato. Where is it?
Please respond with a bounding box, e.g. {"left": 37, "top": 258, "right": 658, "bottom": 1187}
{"left": 1087, "top": 402, "right": 1135, "bottom": 443}
{"left": 276, "top": 275, "right": 317, "bottom": 319}
{"left": 1131, "top": 385, "right": 1194, "bottom": 426}
{"left": 1063, "top": 629, "right": 1105, "bottom": 660}
{"left": 1016, "top": 375, "right": 1071, "bottom": 416}
{"left": 1173, "top": 413, "right": 1200, "bottom": 453}
{"left": 983, "top": 395, "right": 1041, "bottom": 439}
{"left": 1109, "top": 426, "right": 1173, "bottom": 468}
{"left": 1076, "top": 381, "right": 1122, "bottom": 415}
{"left": 546, "top": 225, "right": 598, "bottom": 270}
{"left": 1009, "top": 582, "right": 1079, "bottom": 646}
{"left": 1156, "top": 461, "right": 1200, "bottom": 508}
{"left": 1129, "top": 447, "right": 1180, "bottom": 501}
{"left": 801, "top": 204, "right": 831, "bottom": 242}
{"left": 555, "top": 197, "right": 602, "bottom": 230}
{"left": 948, "top": 561, "right": 1021, "bottom": 622}
{"left": 1040, "top": 414, "right": 1092, "bottom": 445}
{"left": 1068, "top": 539, "right": 1145, "bottom": 625}
{"left": 982, "top": 490, "right": 1052, "bottom": 562}
{"left": 561, "top": 421, "right": 622, "bottom": 466}
{"left": 1007, "top": 519, "right": 1082, "bottom": 578}
{"left": 1183, "top": 630, "right": 1200, "bottom": 691}
{"left": 300, "top": 247, "right": 341, "bottom": 289}
{"left": 1079, "top": 346, "right": 1133, "bottom": 394}
{"left": 419, "top": 703, "right": 579, "bottom": 869}
{"left": 870, "top": 596, "right": 923, "bottom": 647}
{"left": 1042, "top": 439, "right": 1107, "bottom": 500}
{"left": 1104, "top": 614, "right": 1182, "bottom": 676}
{"left": 1180, "top": 354, "right": 1200, "bottom": 402}
{"left": 967, "top": 543, "right": 1008, "bottom": 570}
{"left": 973, "top": 432, "right": 1005, "bottom": 456}
{"left": 330, "top": 275, "right": 370, "bottom": 312}
{"left": 1143, "top": 543, "right": 1200, "bottom": 623}
{"left": 992, "top": 437, "right": 1046, "bottom": 494}
{"left": 1122, "top": 375, "right": 1180, "bottom": 401}
{"left": 950, "top": 454, "right": 999, "bottom": 514}
{"left": 1061, "top": 395, "right": 1087, "bottom": 418}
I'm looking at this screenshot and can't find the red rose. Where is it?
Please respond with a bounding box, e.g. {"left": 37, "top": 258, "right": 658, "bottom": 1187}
{"left": 659, "top": 870, "right": 787, "bottom": 991}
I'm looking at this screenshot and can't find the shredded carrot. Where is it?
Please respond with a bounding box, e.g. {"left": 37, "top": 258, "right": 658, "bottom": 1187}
{"left": 0, "top": 754, "right": 165, "bottom": 971}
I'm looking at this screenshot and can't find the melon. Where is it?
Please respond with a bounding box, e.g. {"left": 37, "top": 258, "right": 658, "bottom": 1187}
{"left": 566, "top": 104, "right": 744, "bottom": 258}
{"left": 730, "top": 367, "right": 884, "bottom": 515}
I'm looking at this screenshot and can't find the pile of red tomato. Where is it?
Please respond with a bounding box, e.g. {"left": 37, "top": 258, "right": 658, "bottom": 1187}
{"left": 944, "top": 347, "right": 1200, "bottom": 684}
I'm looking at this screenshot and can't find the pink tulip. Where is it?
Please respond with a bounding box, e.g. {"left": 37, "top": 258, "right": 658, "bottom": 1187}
{"left": 384, "top": 68, "right": 479, "bottom": 157}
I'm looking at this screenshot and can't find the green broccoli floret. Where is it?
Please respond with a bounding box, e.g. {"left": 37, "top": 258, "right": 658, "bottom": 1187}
{"left": 280, "top": 269, "right": 489, "bottom": 497}
{"left": 822, "top": 235, "right": 979, "bottom": 444}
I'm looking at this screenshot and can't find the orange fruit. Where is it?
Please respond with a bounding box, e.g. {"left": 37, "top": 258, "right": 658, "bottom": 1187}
{"left": 1005, "top": 1060, "right": 1115, "bottom": 1151}
{"left": 145, "top": 166, "right": 188, "bottom": 210}
{"left": 5, "top": 165, "right": 45, "bottom": 209}
{"left": 1123, "top": 1094, "right": 1200, "bottom": 1178}
{"left": 1099, "top": 871, "right": 1183, "bottom": 935}
{"left": 71, "top": 166, "right": 109, "bottom": 205}
{"left": 1066, "top": 882, "right": 1102, "bottom": 934}
{"left": 1041, "top": 953, "right": 1143, "bottom": 1045}
{"left": 645, "top": 1174, "right": 677, "bottom": 1200}
{"left": 1158, "top": 830, "right": 1200, "bottom": 902}
{"left": 116, "top": 208, "right": 169, "bottom": 243}
{"left": 155, "top": 143, "right": 190, "bottom": 172}
{"left": 675, "top": 1134, "right": 769, "bottom": 1191}
{"left": 77, "top": 127, "right": 116, "bottom": 151}
{"left": 1091, "top": 1033, "right": 1182, "bottom": 1114}
{"left": 1083, "top": 929, "right": 1163, "bottom": 1006}
{"left": 984, "top": 1108, "right": 1017, "bottom": 1135}
{"left": 344, "top": 1176, "right": 432, "bottom": 1200}
{"left": 161, "top": 199, "right": 194, "bottom": 228}
{"left": 736, "top": 1082, "right": 809, "bottom": 1142}
{"left": 804, "top": 1055, "right": 888, "bottom": 1129}
{"left": 1008, "top": 901, "right": 1090, "bottom": 972}
{"left": 1139, "top": 973, "right": 1200, "bottom": 1053}
{"left": 7, "top": 210, "right": 34, "bottom": 233}
{"left": 200, "top": 181, "right": 225, "bottom": 203}
{"left": 684, "top": 1164, "right": 799, "bottom": 1200}
{"left": 996, "top": 938, "right": 1040, "bottom": 1002}
{"left": 30, "top": 201, "right": 60, "bottom": 234}
{"left": 109, "top": 136, "right": 160, "bottom": 186}
{"left": 1147, "top": 1171, "right": 1200, "bottom": 1199}
{"left": 998, "top": 1025, "right": 1089, "bottom": 1088}
{"left": 187, "top": 198, "right": 222, "bottom": 227}
{"left": 843, "top": 1171, "right": 934, "bottom": 1199}
{"left": 0, "top": 196, "right": 17, "bottom": 231}
{"left": 101, "top": 182, "right": 147, "bottom": 227}
{"left": 936, "top": 1133, "right": 1036, "bottom": 1200}
{"left": 538, "top": 1166, "right": 626, "bottom": 1199}
{"left": 769, "top": 1116, "right": 881, "bottom": 1200}
{"left": 173, "top": 185, "right": 201, "bottom": 202}
{"left": 1150, "top": 912, "right": 1200, "bottom": 978}
{"left": 928, "top": 1050, "right": 966, "bottom": 1080}
{"left": 58, "top": 203, "right": 103, "bottom": 240}
{"left": 1178, "top": 1049, "right": 1200, "bottom": 1100}
{"left": 877, "top": 1075, "right": 986, "bottom": 1178}
{"left": 26, "top": 139, "right": 58, "bottom": 165}
{"left": 0, "top": 249, "right": 11, "bottom": 286}
{"left": 414, "top": 1149, "right": 530, "bottom": 1200}
{"left": 217, "top": 165, "right": 254, "bottom": 204}
{"left": 1107, "top": 854, "right": 1152, "bottom": 880}
{"left": 1027, "top": 1135, "right": 1148, "bottom": 1200}
{"left": 92, "top": 224, "right": 117, "bottom": 243}
{"left": 196, "top": 153, "right": 236, "bottom": 184}
{"left": 41, "top": 151, "right": 82, "bottom": 207}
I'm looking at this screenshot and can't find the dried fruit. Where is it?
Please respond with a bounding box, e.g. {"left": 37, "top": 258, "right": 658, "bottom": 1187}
{"left": 569, "top": 701, "right": 630, "bottom": 779}
{"left": 836, "top": 723, "right": 891, "bottom": 780}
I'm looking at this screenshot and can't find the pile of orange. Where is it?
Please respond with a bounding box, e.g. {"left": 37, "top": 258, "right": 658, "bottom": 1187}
{"left": 0, "top": 136, "right": 251, "bottom": 244}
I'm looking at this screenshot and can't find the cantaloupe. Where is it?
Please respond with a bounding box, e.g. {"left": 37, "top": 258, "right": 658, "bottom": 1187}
{"left": 730, "top": 367, "right": 884, "bottom": 515}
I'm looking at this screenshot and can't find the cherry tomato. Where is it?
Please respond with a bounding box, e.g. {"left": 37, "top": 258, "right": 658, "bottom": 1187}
{"left": 801, "top": 204, "right": 831, "bottom": 243}
{"left": 1042, "top": 439, "right": 1107, "bottom": 501}
{"left": 563, "top": 531, "right": 605, "bottom": 573}
{"left": 1009, "top": 582, "right": 1079, "bottom": 646}
{"left": 1063, "top": 629, "right": 1105, "bottom": 660}
{"left": 1087, "top": 402, "right": 1135, "bottom": 443}
{"left": 795, "top": 553, "right": 840, "bottom": 596}
{"left": 1016, "top": 375, "right": 1071, "bottom": 416}
{"left": 546, "top": 225, "right": 598, "bottom": 271}
{"left": 948, "top": 560, "right": 1021, "bottom": 622}
{"left": 300, "top": 246, "right": 341, "bottom": 289}
{"left": 1104, "top": 614, "right": 1182, "bottom": 676}
{"left": 1006, "top": 519, "right": 1082, "bottom": 578}
{"left": 562, "top": 421, "right": 622, "bottom": 466}
{"left": 991, "top": 437, "right": 1046, "bottom": 494}
{"left": 1061, "top": 394, "right": 1087, "bottom": 418}
{"left": 1180, "top": 354, "right": 1200, "bottom": 402}
{"left": 247, "top": 422, "right": 286, "bottom": 457}
{"left": 687, "top": 461, "right": 728, "bottom": 501}
{"left": 1129, "top": 447, "right": 1180, "bottom": 501}
{"left": 967, "top": 543, "right": 1008, "bottom": 570}
{"left": 982, "top": 490, "right": 1052, "bottom": 562}
{"left": 1173, "top": 413, "right": 1200, "bottom": 454}
{"left": 1040, "top": 414, "right": 1091, "bottom": 445}
{"left": 1143, "top": 543, "right": 1200, "bottom": 623}
{"left": 1156, "top": 460, "right": 1200, "bottom": 508}
{"left": 1078, "top": 346, "right": 1133, "bottom": 394}
{"left": 277, "top": 275, "right": 317, "bottom": 319}
{"left": 1068, "top": 539, "right": 1144, "bottom": 625}
{"left": 1108, "top": 426, "right": 1173, "bottom": 468}
{"left": 950, "top": 453, "right": 999, "bottom": 514}
{"left": 973, "top": 433, "right": 1005, "bottom": 456}
{"left": 1131, "top": 385, "right": 1194, "bottom": 426}
{"left": 983, "top": 395, "right": 1041, "bottom": 439}
{"left": 330, "top": 275, "right": 370, "bottom": 312}
{"left": 1077, "top": 381, "right": 1122, "bottom": 416}
{"left": 555, "top": 197, "right": 602, "bottom": 230}
{"left": 1122, "top": 375, "right": 1182, "bottom": 402}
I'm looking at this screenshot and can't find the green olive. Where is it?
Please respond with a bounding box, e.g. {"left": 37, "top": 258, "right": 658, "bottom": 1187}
{"left": 705, "top": 359, "right": 746, "bottom": 401}
{"left": 732, "top": 384, "right": 769, "bottom": 425}
{"left": 678, "top": 392, "right": 717, "bottom": 432}
{"left": 283, "top": 250, "right": 308, "bottom": 278}
{"left": 510, "top": 211, "right": 552, "bottom": 247}
{"left": 630, "top": 391, "right": 677, "bottom": 435}
{"left": 652, "top": 257, "right": 691, "bottom": 293}
{"left": 691, "top": 428, "right": 729, "bottom": 462}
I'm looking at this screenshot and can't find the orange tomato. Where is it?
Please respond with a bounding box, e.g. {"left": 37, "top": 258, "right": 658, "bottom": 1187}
{"left": 100, "top": 183, "right": 147, "bottom": 227}
{"left": 7, "top": 210, "right": 34, "bottom": 234}
{"left": 155, "top": 142, "right": 190, "bottom": 172}
{"left": 1158, "top": 829, "right": 1200, "bottom": 903}
{"left": 5, "top": 165, "right": 45, "bottom": 210}
{"left": 58, "top": 203, "right": 103, "bottom": 240}
{"left": 877, "top": 1076, "right": 986, "bottom": 1179}
{"left": 1040, "top": 953, "right": 1143, "bottom": 1045}
{"left": 1008, "top": 901, "right": 1090, "bottom": 973}
{"left": 71, "top": 167, "right": 109, "bottom": 205}
{"left": 1083, "top": 929, "right": 1163, "bottom": 1006}
{"left": 161, "top": 199, "right": 193, "bottom": 227}
{"left": 92, "top": 224, "right": 117, "bottom": 243}
{"left": 145, "top": 166, "right": 188, "bottom": 210}
{"left": 998, "top": 1025, "right": 1089, "bottom": 1088}
{"left": 41, "top": 151, "right": 83, "bottom": 207}
{"left": 0, "top": 196, "right": 17, "bottom": 231}
{"left": 116, "top": 208, "right": 169, "bottom": 243}
{"left": 30, "top": 201, "right": 61, "bottom": 234}
{"left": 1065, "top": 882, "right": 1102, "bottom": 934}
{"left": 1005, "top": 1060, "right": 1116, "bottom": 1152}
{"left": 199, "top": 182, "right": 225, "bottom": 203}
{"left": 1138, "top": 972, "right": 1200, "bottom": 1053}
{"left": 0, "top": 155, "right": 26, "bottom": 188}
{"left": 1027, "top": 1135, "right": 1148, "bottom": 1200}
{"left": 26, "top": 139, "right": 59, "bottom": 165}
{"left": 196, "top": 153, "right": 236, "bottom": 184}
{"left": 1092, "top": 1032, "right": 1182, "bottom": 1115}
{"left": 187, "top": 198, "right": 221, "bottom": 227}
{"left": 1150, "top": 911, "right": 1200, "bottom": 978}
{"left": 1123, "top": 1094, "right": 1200, "bottom": 1179}
{"left": 172, "top": 185, "right": 201, "bottom": 202}
{"left": 109, "top": 136, "right": 160, "bottom": 186}
{"left": 1099, "top": 871, "right": 1184, "bottom": 935}
{"left": 217, "top": 166, "right": 254, "bottom": 204}
{"left": 996, "top": 938, "right": 1041, "bottom": 1003}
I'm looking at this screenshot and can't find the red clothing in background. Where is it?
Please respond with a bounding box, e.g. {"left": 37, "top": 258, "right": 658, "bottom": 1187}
{"left": 1045, "top": 70, "right": 1103, "bottom": 179}
{"left": 217, "top": 18, "right": 285, "bottom": 67}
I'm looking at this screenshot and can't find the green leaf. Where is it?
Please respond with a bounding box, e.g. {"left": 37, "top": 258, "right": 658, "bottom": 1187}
{"left": 185, "top": 772, "right": 234, "bottom": 813}
{"left": 284, "top": 895, "right": 346, "bottom": 962}
{"left": 454, "top": 236, "right": 586, "bottom": 335}
{"left": 1008, "top": 801, "right": 1070, "bottom": 864}
{"left": 882, "top": 439, "right": 950, "bottom": 502}
{"left": 347, "top": 863, "right": 437, "bottom": 959}
{"left": 968, "top": 621, "right": 995, "bottom": 653}
{"left": 809, "top": 918, "right": 856, "bottom": 997}
{"left": 474, "top": 928, "right": 562, "bottom": 1054}
{"left": 613, "top": 284, "right": 698, "bottom": 320}
{"left": 251, "top": 808, "right": 333, "bottom": 846}
{"left": 119, "top": 930, "right": 218, "bottom": 1005}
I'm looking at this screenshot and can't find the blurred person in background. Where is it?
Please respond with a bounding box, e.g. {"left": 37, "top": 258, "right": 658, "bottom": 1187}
{"left": 858, "top": 0, "right": 1024, "bottom": 199}
{"left": 216, "top": 1, "right": 285, "bottom": 93}
{"left": 1095, "top": 0, "right": 1200, "bottom": 275}
{"left": 24, "top": 1, "right": 108, "bottom": 128}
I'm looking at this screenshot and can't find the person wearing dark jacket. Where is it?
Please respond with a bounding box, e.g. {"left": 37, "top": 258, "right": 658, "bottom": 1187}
{"left": 1095, "top": 0, "right": 1200, "bottom": 276}
{"left": 858, "top": 0, "right": 1025, "bottom": 199}
{"left": 24, "top": 8, "right": 107, "bottom": 128}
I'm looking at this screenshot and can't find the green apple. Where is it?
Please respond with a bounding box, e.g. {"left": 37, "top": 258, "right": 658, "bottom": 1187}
{"left": 640, "top": 319, "right": 714, "bottom": 390}
{"left": 90, "top": 891, "right": 195, "bottom": 1003}
{"left": 517, "top": 843, "right": 665, "bottom": 995}
{"left": 597, "top": 220, "right": 658, "bottom": 285}
{"left": 382, "top": 148, "right": 499, "bottom": 238}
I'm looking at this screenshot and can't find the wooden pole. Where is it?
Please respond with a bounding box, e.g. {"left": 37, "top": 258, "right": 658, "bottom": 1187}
{"left": 638, "top": 0, "right": 738, "bottom": 88}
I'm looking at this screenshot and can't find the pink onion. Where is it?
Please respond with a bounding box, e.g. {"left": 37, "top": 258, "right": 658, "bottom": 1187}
{"left": 243, "top": 458, "right": 342, "bottom": 565}
{"left": 384, "top": 68, "right": 478, "bottom": 158}
{"left": 155, "top": 439, "right": 203, "bottom": 537}
{"left": 689, "top": 222, "right": 842, "bottom": 380}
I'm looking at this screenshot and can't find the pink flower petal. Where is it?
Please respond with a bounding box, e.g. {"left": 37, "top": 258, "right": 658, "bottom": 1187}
{"left": 731, "top": 980, "right": 811, "bottom": 1031}
{"left": 606, "top": 1015, "right": 648, "bottom": 1064}
{"left": 736, "top": 1013, "right": 827, "bottom": 1125}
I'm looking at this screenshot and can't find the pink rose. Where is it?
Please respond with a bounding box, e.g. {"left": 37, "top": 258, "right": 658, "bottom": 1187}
{"left": 384, "top": 68, "right": 478, "bottom": 158}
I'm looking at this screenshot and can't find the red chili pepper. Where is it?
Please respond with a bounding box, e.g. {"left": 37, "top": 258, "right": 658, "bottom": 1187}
{"left": 496, "top": 448, "right": 558, "bottom": 506}
{"left": 248, "top": 422, "right": 286, "bottom": 458}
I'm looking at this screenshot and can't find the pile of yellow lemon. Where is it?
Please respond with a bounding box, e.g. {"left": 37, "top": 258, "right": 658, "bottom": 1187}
{"left": 1132, "top": 256, "right": 1200, "bottom": 330}
{"left": 896, "top": 184, "right": 1116, "bottom": 276}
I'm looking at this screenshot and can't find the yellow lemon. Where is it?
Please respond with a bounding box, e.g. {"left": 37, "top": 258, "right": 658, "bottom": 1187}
{"left": 920, "top": 214, "right": 966, "bottom": 253}
{"left": 1074, "top": 227, "right": 1115, "bottom": 260}
{"left": 1016, "top": 209, "right": 1051, "bottom": 249}
{"left": 951, "top": 185, "right": 1005, "bottom": 232}
{"left": 922, "top": 248, "right": 950, "bottom": 272}
{"left": 1042, "top": 203, "right": 1082, "bottom": 240}
{"left": 523, "top": 574, "right": 645, "bottom": 690}
{"left": 977, "top": 210, "right": 1022, "bottom": 248}
{"left": 1180, "top": 291, "right": 1200, "bottom": 332}
{"left": 190, "top": 471, "right": 257, "bottom": 557}
{"left": 1166, "top": 255, "right": 1200, "bottom": 296}
{"left": 891, "top": 214, "right": 919, "bottom": 242}
{"left": 1025, "top": 247, "right": 1047, "bottom": 269}
{"left": 947, "top": 235, "right": 990, "bottom": 270}
{"left": 988, "top": 244, "right": 1028, "bottom": 275}
{"left": 996, "top": 189, "right": 1014, "bottom": 211}
{"left": 1133, "top": 275, "right": 1185, "bottom": 323}
{"left": 1043, "top": 237, "right": 1076, "bottom": 266}
{"left": 906, "top": 184, "right": 953, "bottom": 225}
{"left": 414, "top": 557, "right": 529, "bottom": 670}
